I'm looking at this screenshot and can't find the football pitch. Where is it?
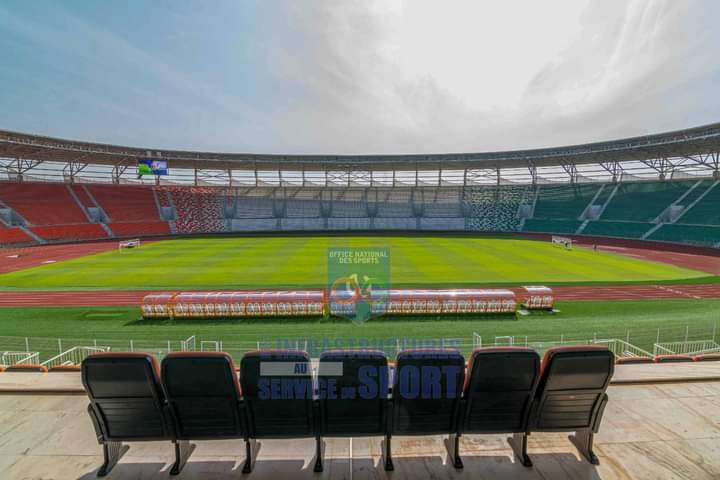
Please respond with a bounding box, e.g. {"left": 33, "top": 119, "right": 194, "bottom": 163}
{"left": 0, "top": 235, "right": 709, "bottom": 290}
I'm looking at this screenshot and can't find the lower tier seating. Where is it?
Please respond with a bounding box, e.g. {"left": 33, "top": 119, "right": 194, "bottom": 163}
{"left": 108, "top": 221, "right": 170, "bottom": 237}
{"left": 523, "top": 219, "right": 583, "bottom": 234}
{"left": 649, "top": 224, "right": 720, "bottom": 246}
{"left": 581, "top": 221, "right": 654, "bottom": 239}
{"left": 0, "top": 223, "right": 34, "bottom": 245}
{"left": 30, "top": 224, "right": 107, "bottom": 241}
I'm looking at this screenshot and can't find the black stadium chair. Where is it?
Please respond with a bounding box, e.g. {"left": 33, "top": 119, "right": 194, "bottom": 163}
{"left": 81, "top": 353, "right": 177, "bottom": 477}
{"left": 455, "top": 347, "right": 540, "bottom": 467}
{"left": 161, "top": 352, "right": 244, "bottom": 474}
{"left": 316, "top": 350, "right": 391, "bottom": 471}
{"left": 520, "top": 345, "right": 614, "bottom": 465}
{"left": 391, "top": 349, "right": 466, "bottom": 468}
{"left": 239, "top": 349, "right": 315, "bottom": 473}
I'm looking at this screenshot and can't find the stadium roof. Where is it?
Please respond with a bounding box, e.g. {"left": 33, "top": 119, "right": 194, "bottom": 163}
{"left": 1, "top": 122, "right": 720, "bottom": 172}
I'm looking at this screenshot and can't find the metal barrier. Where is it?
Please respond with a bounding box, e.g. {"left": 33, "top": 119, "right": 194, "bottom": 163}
{"left": 40, "top": 346, "right": 111, "bottom": 370}
{"left": 653, "top": 340, "right": 720, "bottom": 356}
{"left": 594, "top": 339, "right": 654, "bottom": 359}
{"left": 0, "top": 351, "right": 40, "bottom": 367}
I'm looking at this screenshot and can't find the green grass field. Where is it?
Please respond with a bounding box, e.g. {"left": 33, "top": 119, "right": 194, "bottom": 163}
{"left": 0, "top": 299, "right": 717, "bottom": 359}
{"left": 0, "top": 236, "right": 710, "bottom": 290}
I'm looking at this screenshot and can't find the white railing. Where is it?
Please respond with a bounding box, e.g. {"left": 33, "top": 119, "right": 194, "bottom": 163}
{"left": 201, "top": 341, "right": 223, "bottom": 352}
{"left": 653, "top": 340, "right": 720, "bottom": 356}
{"left": 594, "top": 339, "right": 653, "bottom": 359}
{"left": 0, "top": 351, "right": 40, "bottom": 367}
{"left": 40, "top": 346, "right": 111, "bottom": 370}
{"left": 181, "top": 335, "right": 196, "bottom": 352}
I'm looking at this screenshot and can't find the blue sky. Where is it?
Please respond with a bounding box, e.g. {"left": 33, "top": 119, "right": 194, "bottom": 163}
{"left": 0, "top": 0, "right": 718, "bottom": 154}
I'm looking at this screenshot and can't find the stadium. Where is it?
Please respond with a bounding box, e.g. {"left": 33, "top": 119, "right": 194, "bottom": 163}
{"left": 2, "top": 2, "right": 720, "bottom": 479}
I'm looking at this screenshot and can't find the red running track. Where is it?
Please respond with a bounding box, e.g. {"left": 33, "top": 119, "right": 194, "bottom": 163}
{"left": 0, "top": 284, "right": 718, "bottom": 307}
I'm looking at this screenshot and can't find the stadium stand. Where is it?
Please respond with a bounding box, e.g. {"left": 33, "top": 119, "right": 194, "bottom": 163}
{"left": 522, "top": 219, "right": 583, "bottom": 234}
{"left": 600, "top": 180, "right": 695, "bottom": 222}
{"left": 648, "top": 224, "right": 720, "bottom": 246}
{"left": 0, "top": 222, "right": 34, "bottom": 245}
{"left": 533, "top": 183, "right": 602, "bottom": 220}
{"left": 30, "top": 224, "right": 107, "bottom": 241}
{"left": 678, "top": 182, "right": 720, "bottom": 225}
{"left": 465, "top": 185, "right": 528, "bottom": 232}
{"left": 581, "top": 220, "right": 654, "bottom": 239}
{"left": 107, "top": 221, "right": 170, "bottom": 237}
{"left": 0, "top": 182, "right": 88, "bottom": 225}
{"left": 88, "top": 185, "right": 161, "bottom": 222}
{"left": 168, "top": 186, "right": 226, "bottom": 234}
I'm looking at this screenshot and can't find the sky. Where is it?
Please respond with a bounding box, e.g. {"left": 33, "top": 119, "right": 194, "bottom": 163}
{"left": 0, "top": 0, "right": 718, "bottom": 155}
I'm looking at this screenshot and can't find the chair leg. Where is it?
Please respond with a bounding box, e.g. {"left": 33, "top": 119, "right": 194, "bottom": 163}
{"left": 569, "top": 428, "right": 599, "bottom": 465}
{"left": 381, "top": 434, "right": 394, "bottom": 471}
{"left": 242, "top": 439, "right": 260, "bottom": 474}
{"left": 170, "top": 440, "right": 196, "bottom": 475}
{"left": 444, "top": 433, "right": 463, "bottom": 469}
{"left": 313, "top": 436, "right": 325, "bottom": 473}
{"left": 97, "top": 441, "right": 128, "bottom": 477}
{"left": 507, "top": 432, "right": 532, "bottom": 467}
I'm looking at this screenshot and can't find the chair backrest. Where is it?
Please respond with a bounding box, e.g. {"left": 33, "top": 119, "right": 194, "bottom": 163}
{"left": 392, "top": 349, "right": 465, "bottom": 435}
{"left": 694, "top": 353, "right": 720, "bottom": 362}
{"left": 318, "top": 350, "right": 389, "bottom": 436}
{"left": 81, "top": 353, "right": 172, "bottom": 441}
{"left": 533, "top": 346, "right": 614, "bottom": 431}
{"left": 460, "top": 347, "right": 540, "bottom": 433}
{"left": 162, "top": 352, "right": 243, "bottom": 439}
{"left": 240, "top": 350, "right": 314, "bottom": 438}
{"left": 615, "top": 357, "right": 654, "bottom": 365}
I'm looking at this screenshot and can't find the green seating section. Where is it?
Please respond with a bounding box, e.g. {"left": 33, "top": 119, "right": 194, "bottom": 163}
{"left": 601, "top": 181, "right": 696, "bottom": 222}
{"left": 523, "top": 219, "right": 583, "bottom": 234}
{"left": 649, "top": 224, "right": 720, "bottom": 247}
{"left": 532, "top": 184, "right": 601, "bottom": 220}
{"left": 678, "top": 182, "right": 720, "bottom": 225}
{"left": 582, "top": 221, "right": 654, "bottom": 239}
{"left": 674, "top": 179, "right": 711, "bottom": 208}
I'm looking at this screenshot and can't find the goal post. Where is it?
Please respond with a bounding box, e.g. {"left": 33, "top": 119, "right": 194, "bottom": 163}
{"left": 551, "top": 235, "right": 573, "bottom": 250}
{"left": 118, "top": 238, "right": 141, "bottom": 251}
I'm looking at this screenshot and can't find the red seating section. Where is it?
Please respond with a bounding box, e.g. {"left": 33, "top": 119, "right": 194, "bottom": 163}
{"left": 108, "top": 221, "right": 170, "bottom": 237}
{"left": 88, "top": 185, "right": 161, "bottom": 222}
{"left": 0, "top": 183, "right": 87, "bottom": 225}
{"left": 71, "top": 185, "right": 97, "bottom": 209}
{"left": 167, "top": 186, "right": 225, "bottom": 234}
{"left": 0, "top": 223, "right": 34, "bottom": 245}
{"left": 30, "top": 224, "right": 107, "bottom": 241}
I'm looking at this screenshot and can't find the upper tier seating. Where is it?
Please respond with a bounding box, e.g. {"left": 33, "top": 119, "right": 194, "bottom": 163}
{"left": 0, "top": 223, "right": 34, "bottom": 245}
{"left": 71, "top": 184, "right": 97, "bottom": 209}
{"left": 88, "top": 185, "right": 161, "bottom": 222}
{"left": 533, "top": 183, "right": 602, "bottom": 219}
{"left": 0, "top": 183, "right": 87, "bottom": 225}
{"left": 678, "top": 182, "right": 720, "bottom": 225}
{"left": 601, "top": 181, "right": 695, "bottom": 222}
{"left": 234, "top": 197, "right": 274, "bottom": 218}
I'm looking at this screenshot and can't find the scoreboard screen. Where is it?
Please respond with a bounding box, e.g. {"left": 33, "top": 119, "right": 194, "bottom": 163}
{"left": 138, "top": 158, "right": 168, "bottom": 176}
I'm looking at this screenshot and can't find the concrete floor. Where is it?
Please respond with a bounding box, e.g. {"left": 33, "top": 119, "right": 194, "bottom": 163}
{"left": 0, "top": 380, "right": 719, "bottom": 479}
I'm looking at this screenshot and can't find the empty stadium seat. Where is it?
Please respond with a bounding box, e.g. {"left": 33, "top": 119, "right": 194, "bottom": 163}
{"left": 390, "top": 349, "right": 465, "bottom": 469}
{"left": 316, "top": 350, "right": 391, "bottom": 471}
{"left": 161, "top": 352, "right": 244, "bottom": 474}
{"left": 615, "top": 356, "right": 654, "bottom": 365}
{"left": 239, "top": 350, "right": 315, "bottom": 473}
{"left": 456, "top": 347, "right": 540, "bottom": 467}
{"left": 518, "top": 346, "right": 614, "bottom": 466}
{"left": 4, "top": 364, "right": 48, "bottom": 372}
{"left": 693, "top": 353, "right": 720, "bottom": 362}
{"left": 81, "top": 353, "right": 176, "bottom": 477}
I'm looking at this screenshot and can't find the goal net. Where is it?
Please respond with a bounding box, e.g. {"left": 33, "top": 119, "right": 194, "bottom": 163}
{"left": 551, "top": 235, "right": 573, "bottom": 250}
{"left": 118, "top": 238, "right": 141, "bottom": 251}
